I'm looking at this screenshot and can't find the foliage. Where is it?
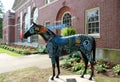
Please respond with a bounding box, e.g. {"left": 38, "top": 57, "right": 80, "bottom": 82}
{"left": 96, "top": 64, "right": 106, "bottom": 73}
{"left": 102, "top": 64, "right": 110, "bottom": 69}
{"left": 69, "top": 51, "right": 81, "bottom": 58}
{"left": 113, "top": 64, "right": 120, "bottom": 75}
{"left": 61, "top": 58, "right": 72, "bottom": 68}
{"left": 22, "top": 50, "right": 29, "bottom": 55}
{"left": 0, "top": 48, "right": 21, "bottom": 56}
{"left": 94, "top": 76, "right": 119, "bottom": 82}
{"left": 0, "top": 0, "right": 4, "bottom": 39}
{"left": 39, "top": 46, "right": 47, "bottom": 54}
{"left": 0, "top": 44, "right": 39, "bottom": 55}
{"left": 76, "top": 69, "right": 84, "bottom": 75}
{"left": 0, "top": 18, "right": 2, "bottom": 38}
{"left": 61, "top": 27, "right": 77, "bottom": 36}
{"left": 69, "top": 58, "right": 80, "bottom": 63}
{"left": 71, "top": 62, "right": 84, "bottom": 72}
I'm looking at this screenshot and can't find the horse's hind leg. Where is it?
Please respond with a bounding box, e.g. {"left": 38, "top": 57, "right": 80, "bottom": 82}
{"left": 51, "top": 63, "right": 55, "bottom": 80}
{"left": 50, "top": 57, "right": 56, "bottom": 80}
{"left": 81, "top": 58, "right": 88, "bottom": 78}
{"left": 89, "top": 61, "right": 94, "bottom": 80}
{"left": 56, "top": 56, "right": 60, "bottom": 78}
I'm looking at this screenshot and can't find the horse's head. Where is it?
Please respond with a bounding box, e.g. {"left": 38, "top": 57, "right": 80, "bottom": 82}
{"left": 24, "top": 22, "right": 48, "bottom": 38}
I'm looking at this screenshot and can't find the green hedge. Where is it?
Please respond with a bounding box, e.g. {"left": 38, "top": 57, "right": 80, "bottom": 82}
{"left": 0, "top": 45, "right": 39, "bottom": 55}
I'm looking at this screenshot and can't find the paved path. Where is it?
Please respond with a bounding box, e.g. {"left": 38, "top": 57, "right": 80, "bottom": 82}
{"left": 0, "top": 53, "right": 51, "bottom": 74}
{"left": 49, "top": 75, "right": 96, "bottom": 82}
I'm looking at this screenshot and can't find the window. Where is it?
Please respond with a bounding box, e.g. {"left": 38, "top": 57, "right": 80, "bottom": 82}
{"left": 32, "top": 8, "right": 39, "bottom": 42}
{"left": 45, "top": 0, "right": 50, "bottom": 4}
{"left": 62, "top": 12, "right": 72, "bottom": 26}
{"left": 17, "top": 18, "right": 20, "bottom": 42}
{"left": 33, "top": 8, "right": 38, "bottom": 23}
{"left": 85, "top": 7, "right": 100, "bottom": 37}
{"left": 25, "top": 14, "right": 28, "bottom": 32}
{"left": 45, "top": 21, "right": 50, "bottom": 27}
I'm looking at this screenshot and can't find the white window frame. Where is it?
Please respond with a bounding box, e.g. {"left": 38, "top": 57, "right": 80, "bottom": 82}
{"left": 85, "top": 7, "right": 100, "bottom": 38}
{"left": 45, "top": 0, "right": 50, "bottom": 4}
{"left": 62, "top": 12, "right": 72, "bottom": 27}
{"left": 33, "top": 8, "right": 39, "bottom": 24}
{"left": 32, "top": 8, "right": 39, "bottom": 42}
{"left": 44, "top": 20, "right": 50, "bottom": 27}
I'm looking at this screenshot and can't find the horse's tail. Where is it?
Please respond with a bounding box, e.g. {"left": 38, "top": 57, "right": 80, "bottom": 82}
{"left": 92, "top": 37, "right": 96, "bottom": 64}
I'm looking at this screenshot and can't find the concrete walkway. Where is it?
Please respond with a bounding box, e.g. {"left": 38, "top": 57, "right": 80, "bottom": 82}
{"left": 0, "top": 53, "right": 51, "bottom": 74}
{"left": 49, "top": 75, "right": 96, "bottom": 82}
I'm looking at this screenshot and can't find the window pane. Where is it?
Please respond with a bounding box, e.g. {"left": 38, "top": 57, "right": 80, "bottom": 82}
{"left": 96, "top": 22, "right": 99, "bottom": 27}
{"left": 86, "top": 8, "right": 100, "bottom": 35}
{"left": 63, "top": 13, "right": 71, "bottom": 26}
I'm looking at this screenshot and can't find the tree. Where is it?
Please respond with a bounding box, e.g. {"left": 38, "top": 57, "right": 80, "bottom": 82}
{"left": 61, "top": 27, "right": 77, "bottom": 36}
{"left": 0, "top": 0, "right": 4, "bottom": 39}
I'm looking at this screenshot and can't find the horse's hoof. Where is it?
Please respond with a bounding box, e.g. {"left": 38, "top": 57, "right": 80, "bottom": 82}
{"left": 81, "top": 75, "right": 84, "bottom": 78}
{"left": 89, "top": 77, "right": 92, "bottom": 80}
{"left": 51, "top": 77, "right": 54, "bottom": 80}
{"left": 56, "top": 76, "right": 59, "bottom": 78}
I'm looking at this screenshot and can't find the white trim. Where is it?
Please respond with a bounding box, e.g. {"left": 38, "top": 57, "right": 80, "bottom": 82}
{"left": 85, "top": 7, "right": 100, "bottom": 38}
{"left": 39, "top": 0, "right": 58, "bottom": 10}
{"left": 14, "top": 0, "right": 30, "bottom": 12}
{"left": 3, "top": 25, "right": 15, "bottom": 28}
{"left": 88, "top": 33, "right": 100, "bottom": 38}
{"left": 61, "top": 11, "right": 71, "bottom": 24}
{"left": 45, "top": 0, "right": 50, "bottom": 4}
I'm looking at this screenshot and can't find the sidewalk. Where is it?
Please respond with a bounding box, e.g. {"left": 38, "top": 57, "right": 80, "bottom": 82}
{"left": 0, "top": 53, "right": 51, "bottom": 74}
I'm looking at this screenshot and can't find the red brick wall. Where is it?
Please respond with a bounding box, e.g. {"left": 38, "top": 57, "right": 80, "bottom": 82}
{"left": 2, "top": 11, "right": 15, "bottom": 43}
{"left": 13, "top": 0, "right": 120, "bottom": 49}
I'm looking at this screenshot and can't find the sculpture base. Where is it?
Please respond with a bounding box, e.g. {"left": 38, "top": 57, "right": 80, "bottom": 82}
{"left": 48, "top": 75, "right": 96, "bottom": 82}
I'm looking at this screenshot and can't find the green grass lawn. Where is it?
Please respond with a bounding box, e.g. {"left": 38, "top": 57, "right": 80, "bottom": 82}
{"left": 94, "top": 76, "right": 120, "bottom": 82}
{"left": 0, "top": 48, "right": 22, "bottom": 56}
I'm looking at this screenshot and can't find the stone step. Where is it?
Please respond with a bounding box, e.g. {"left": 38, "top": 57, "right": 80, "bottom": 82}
{"left": 48, "top": 75, "right": 96, "bottom": 82}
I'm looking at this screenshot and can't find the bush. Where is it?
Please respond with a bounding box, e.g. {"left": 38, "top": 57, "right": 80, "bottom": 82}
{"left": 61, "top": 27, "right": 77, "bottom": 36}
{"left": 76, "top": 69, "right": 84, "bottom": 75}
{"left": 22, "top": 50, "right": 29, "bottom": 55}
{"left": 71, "top": 62, "right": 84, "bottom": 72}
{"left": 61, "top": 58, "right": 72, "bottom": 68}
{"left": 0, "top": 44, "right": 40, "bottom": 55}
{"left": 39, "top": 46, "right": 47, "bottom": 54}
{"left": 96, "top": 64, "right": 106, "bottom": 73}
{"left": 69, "top": 58, "right": 80, "bottom": 63}
{"left": 113, "top": 64, "right": 120, "bottom": 75}
{"left": 102, "top": 64, "right": 110, "bottom": 69}
{"left": 69, "top": 51, "right": 80, "bottom": 58}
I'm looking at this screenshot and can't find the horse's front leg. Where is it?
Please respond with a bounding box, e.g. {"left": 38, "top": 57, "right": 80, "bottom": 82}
{"left": 55, "top": 56, "right": 60, "bottom": 78}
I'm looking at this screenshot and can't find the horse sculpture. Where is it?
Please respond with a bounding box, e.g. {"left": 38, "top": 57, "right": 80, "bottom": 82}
{"left": 24, "top": 22, "right": 96, "bottom": 80}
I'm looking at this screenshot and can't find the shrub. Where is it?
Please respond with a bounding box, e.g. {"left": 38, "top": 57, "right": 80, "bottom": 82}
{"left": 113, "top": 64, "right": 120, "bottom": 75}
{"left": 69, "top": 51, "right": 80, "bottom": 58}
{"left": 31, "top": 50, "right": 39, "bottom": 54}
{"left": 76, "top": 69, "right": 84, "bottom": 75}
{"left": 71, "top": 62, "right": 84, "bottom": 72}
{"left": 22, "top": 50, "right": 30, "bottom": 55}
{"left": 61, "top": 27, "right": 77, "bottom": 36}
{"left": 102, "top": 64, "right": 110, "bottom": 69}
{"left": 39, "top": 46, "right": 47, "bottom": 54}
{"left": 86, "top": 69, "right": 92, "bottom": 74}
{"left": 61, "top": 59, "right": 72, "bottom": 68}
{"left": 96, "top": 64, "right": 106, "bottom": 73}
{"left": 69, "top": 58, "right": 80, "bottom": 63}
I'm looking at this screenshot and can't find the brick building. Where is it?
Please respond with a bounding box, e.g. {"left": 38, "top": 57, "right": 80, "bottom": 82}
{"left": 2, "top": 0, "right": 120, "bottom": 50}
{"left": 2, "top": 10, "right": 15, "bottom": 44}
